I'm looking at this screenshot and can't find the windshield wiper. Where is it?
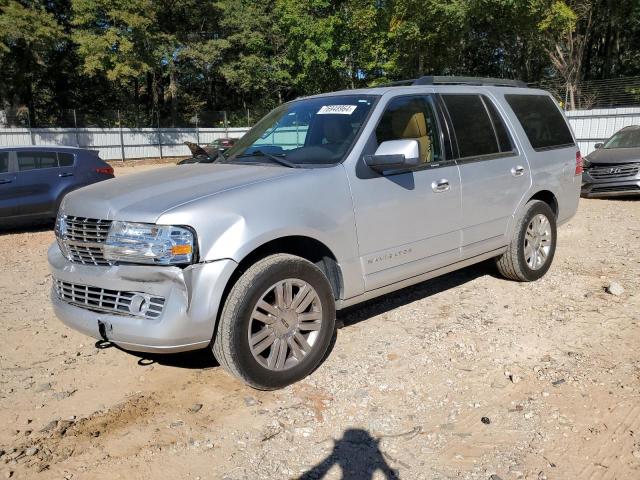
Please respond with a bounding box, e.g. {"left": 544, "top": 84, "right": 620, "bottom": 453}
{"left": 235, "top": 150, "right": 298, "bottom": 168}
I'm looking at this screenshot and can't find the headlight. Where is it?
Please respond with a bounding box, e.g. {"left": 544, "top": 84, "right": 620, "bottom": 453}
{"left": 103, "top": 221, "right": 195, "bottom": 265}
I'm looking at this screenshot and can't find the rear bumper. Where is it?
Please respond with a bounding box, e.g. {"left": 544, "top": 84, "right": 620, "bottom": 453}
{"left": 48, "top": 243, "right": 237, "bottom": 353}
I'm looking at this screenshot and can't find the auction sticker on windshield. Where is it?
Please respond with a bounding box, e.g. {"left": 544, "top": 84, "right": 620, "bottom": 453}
{"left": 317, "top": 105, "right": 357, "bottom": 115}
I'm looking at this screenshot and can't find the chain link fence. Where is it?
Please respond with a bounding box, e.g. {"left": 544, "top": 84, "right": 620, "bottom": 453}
{"left": 534, "top": 76, "right": 640, "bottom": 111}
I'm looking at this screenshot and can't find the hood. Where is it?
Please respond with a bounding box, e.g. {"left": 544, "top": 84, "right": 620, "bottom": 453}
{"left": 61, "top": 163, "right": 299, "bottom": 223}
{"left": 586, "top": 147, "right": 640, "bottom": 164}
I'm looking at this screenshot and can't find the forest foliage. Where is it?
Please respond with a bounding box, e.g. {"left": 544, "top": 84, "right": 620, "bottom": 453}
{"left": 1, "top": 0, "right": 639, "bottom": 126}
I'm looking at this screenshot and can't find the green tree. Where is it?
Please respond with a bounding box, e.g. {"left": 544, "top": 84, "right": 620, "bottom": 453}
{"left": 0, "top": 0, "right": 66, "bottom": 124}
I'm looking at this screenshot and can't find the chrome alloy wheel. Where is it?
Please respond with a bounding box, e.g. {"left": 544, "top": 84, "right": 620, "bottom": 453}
{"left": 524, "top": 213, "right": 552, "bottom": 270}
{"left": 248, "top": 279, "right": 323, "bottom": 371}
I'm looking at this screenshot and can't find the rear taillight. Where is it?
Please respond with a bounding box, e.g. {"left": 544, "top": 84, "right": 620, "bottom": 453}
{"left": 96, "top": 166, "right": 114, "bottom": 176}
{"left": 575, "top": 151, "right": 583, "bottom": 175}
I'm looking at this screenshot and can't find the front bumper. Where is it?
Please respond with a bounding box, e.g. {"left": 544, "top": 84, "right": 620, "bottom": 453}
{"left": 48, "top": 243, "right": 237, "bottom": 353}
{"left": 581, "top": 170, "right": 640, "bottom": 198}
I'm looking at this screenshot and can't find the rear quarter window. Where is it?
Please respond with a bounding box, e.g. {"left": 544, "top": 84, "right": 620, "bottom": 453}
{"left": 58, "top": 152, "right": 75, "bottom": 167}
{"left": 505, "top": 94, "right": 574, "bottom": 150}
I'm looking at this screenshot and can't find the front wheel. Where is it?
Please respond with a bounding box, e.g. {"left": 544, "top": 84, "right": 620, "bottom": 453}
{"left": 496, "top": 200, "right": 557, "bottom": 282}
{"left": 212, "top": 254, "right": 336, "bottom": 390}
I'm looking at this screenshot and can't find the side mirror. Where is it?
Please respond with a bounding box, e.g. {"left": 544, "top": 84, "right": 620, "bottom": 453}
{"left": 364, "top": 139, "right": 421, "bottom": 173}
{"left": 594, "top": 143, "right": 604, "bottom": 149}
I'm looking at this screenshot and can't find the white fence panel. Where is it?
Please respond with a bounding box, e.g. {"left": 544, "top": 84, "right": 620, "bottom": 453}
{"left": 566, "top": 107, "right": 640, "bottom": 155}
{"left": 0, "top": 127, "right": 250, "bottom": 160}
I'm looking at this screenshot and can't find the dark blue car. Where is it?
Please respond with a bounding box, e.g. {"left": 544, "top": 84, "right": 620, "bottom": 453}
{"left": 0, "top": 146, "right": 114, "bottom": 226}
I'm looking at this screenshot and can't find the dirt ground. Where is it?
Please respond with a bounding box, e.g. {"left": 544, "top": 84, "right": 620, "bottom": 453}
{"left": 1, "top": 163, "right": 639, "bottom": 480}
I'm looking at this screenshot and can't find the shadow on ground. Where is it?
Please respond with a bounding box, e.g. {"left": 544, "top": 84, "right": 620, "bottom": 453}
{"left": 0, "top": 220, "right": 53, "bottom": 235}
{"left": 298, "top": 428, "right": 400, "bottom": 480}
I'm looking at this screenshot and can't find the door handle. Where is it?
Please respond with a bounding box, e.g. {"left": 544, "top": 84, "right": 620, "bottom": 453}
{"left": 58, "top": 172, "right": 74, "bottom": 178}
{"left": 511, "top": 166, "right": 525, "bottom": 177}
{"left": 431, "top": 179, "right": 450, "bottom": 193}
{"left": 0, "top": 178, "right": 12, "bottom": 184}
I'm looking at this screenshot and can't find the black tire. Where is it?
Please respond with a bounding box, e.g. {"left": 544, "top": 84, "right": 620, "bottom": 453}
{"left": 212, "top": 254, "right": 336, "bottom": 390}
{"left": 495, "top": 200, "right": 557, "bottom": 282}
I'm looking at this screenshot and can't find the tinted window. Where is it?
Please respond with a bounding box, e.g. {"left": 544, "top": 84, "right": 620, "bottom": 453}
{"left": 0, "top": 152, "right": 8, "bottom": 173}
{"left": 58, "top": 152, "right": 75, "bottom": 166}
{"left": 484, "top": 97, "right": 513, "bottom": 152}
{"left": 505, "top": 94, "right": 574, "bottom": 150}
{"left": 443, "top": 94, "right": 499, "bottom": 158}
{"left": 17, "top": 151, "right": 59, "bottom": 171}
{"left": 375, "top": 95, "right": 441, "bottom": 163}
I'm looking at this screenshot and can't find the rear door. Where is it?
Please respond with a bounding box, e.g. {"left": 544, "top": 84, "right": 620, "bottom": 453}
{"left": 0, "top": 151, "right": 17, "bottom": 218}
{"left": 440, "top": 93, "right": 530, "bottom": 258}
{"left": 14, "top": 150, "right": 70, "bottom": 217}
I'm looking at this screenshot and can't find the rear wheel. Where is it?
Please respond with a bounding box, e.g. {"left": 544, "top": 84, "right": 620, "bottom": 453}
{"left": 496, "top": 200, "right": 557, "bottom": 281}
{"left": 212, "top": 254, "right": 336, "bottom": 390}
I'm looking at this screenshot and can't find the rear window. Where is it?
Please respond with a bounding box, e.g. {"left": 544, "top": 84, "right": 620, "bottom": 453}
{"left": 505, "top": 94, "right": 574, "bottom": 150}
{"left": 16, "top": 151, "right": 74, "bottom": 171}
{"left": 484, "top": 98, "right": 513, "bottom": 152}
{"left": 0, "top": 152, "right": 8, "bottom": 173}
{"left": 443, "top": 94, "right": 498, "bottom": 158}
{"left": 442, "top": 94, "right": 513, "bottom": 158}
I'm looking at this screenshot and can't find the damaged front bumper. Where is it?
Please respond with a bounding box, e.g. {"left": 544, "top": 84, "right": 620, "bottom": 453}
{"left": 48, "top": 243, "right": 237, "bottom": 353}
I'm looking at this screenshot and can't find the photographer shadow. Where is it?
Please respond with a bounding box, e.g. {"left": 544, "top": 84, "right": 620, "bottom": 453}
{"left": 299, "top": 429, "right": 400, "bottom": 480}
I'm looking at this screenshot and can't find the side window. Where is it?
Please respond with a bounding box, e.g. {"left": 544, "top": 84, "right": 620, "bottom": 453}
{"left": 505, "top": 94, "right": 574, "bottom": 150}
{"left": 0, "top": 152, "right": 8, "bottom": 173}
{"left": 375, "top": 96, "right": 441, "bottom": 163}
{"left": 442, "top": 94, "right": 499, "bottom": 158}
{"left": 483, "top": 97, "right": 514, "bottom": 152}
{"left": 58, "top": 152, "right": 75, "bottom": 167}
{"left": 17, "top": 151, "right": 59, "bottom": 171}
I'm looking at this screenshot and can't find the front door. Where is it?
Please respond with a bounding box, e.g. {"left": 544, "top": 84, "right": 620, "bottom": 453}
{"left": 349, "top": 94, "right": 462, "bottom": 292}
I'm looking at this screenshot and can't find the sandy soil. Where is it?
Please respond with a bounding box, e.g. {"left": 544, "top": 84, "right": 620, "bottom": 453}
{"left": 1, "top": 164, "right": 639, "bottom": 479}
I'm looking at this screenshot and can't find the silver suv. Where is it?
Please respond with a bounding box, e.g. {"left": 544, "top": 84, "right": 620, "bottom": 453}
{"left": 49, "top": 77, "right": 581, "bottom": 389}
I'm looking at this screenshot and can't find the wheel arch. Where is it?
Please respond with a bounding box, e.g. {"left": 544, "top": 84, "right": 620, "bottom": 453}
{"left": 527, "top": 190, "right": 559, "bottom": 218}
{"left": 225, "top": 235, "right": 343, "bottom": 302}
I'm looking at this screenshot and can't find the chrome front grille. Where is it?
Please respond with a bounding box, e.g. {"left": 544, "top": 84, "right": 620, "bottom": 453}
{"left": 588, "top": 163, "right": 640, "bottom": 179}
{"left": 63, "top": 216, "right": 112, "bottom": 242}
{"left": 66, "top": 243, "right": 111, "bottom": 266}
{"left": 56, "top": 216, "right": 112, "bottom": 266}
{"left": 54, "top": 279, "right": 165, "bottom": 319}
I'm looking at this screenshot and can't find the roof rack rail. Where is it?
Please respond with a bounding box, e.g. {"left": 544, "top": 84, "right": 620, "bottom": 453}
{"left": 413, "top": 76, "right": 527, "bottom": 87}
{"left": 375, "top": 79, "right": 416, "bottom": 88}
{"left": 378, "top": 76, "right": 527, "bottom": 88}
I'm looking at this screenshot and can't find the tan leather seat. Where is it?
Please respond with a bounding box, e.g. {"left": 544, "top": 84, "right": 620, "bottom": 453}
{"left": 391, "top": 111, "right": 432, "bottom": 163}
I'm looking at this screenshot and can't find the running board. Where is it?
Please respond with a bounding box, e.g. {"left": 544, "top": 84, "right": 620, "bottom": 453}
{"left": 336, "top": 247, "right": 506, "bottom": 310}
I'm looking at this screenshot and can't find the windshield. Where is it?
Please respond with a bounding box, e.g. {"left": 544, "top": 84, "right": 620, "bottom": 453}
{"left": 223, "top": 95, "right": 377, "bottom": 166}
{"left": 604, "top": 129, "right": 640, "bottom": 149}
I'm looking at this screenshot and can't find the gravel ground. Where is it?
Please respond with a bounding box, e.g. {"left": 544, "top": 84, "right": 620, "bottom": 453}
{"left": 1, "top": 164, "right": 639, "bottom": 479}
